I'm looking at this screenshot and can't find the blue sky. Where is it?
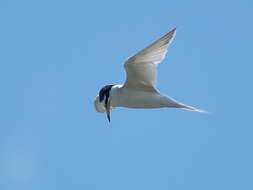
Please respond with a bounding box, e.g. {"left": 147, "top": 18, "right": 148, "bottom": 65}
{"left": 0, "top": 0, "right": 252, "bottom": 189}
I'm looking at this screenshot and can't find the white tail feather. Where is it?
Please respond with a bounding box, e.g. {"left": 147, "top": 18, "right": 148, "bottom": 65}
{"left": 165, "top": 96, "right": 207, "bottom": 113}
{"left": 177, "top": 103, "right": 207, "bottom": 113}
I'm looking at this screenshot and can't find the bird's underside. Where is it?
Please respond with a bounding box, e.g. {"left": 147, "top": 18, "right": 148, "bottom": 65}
{"left": 110, "top": 85, "right": 204, "bottom": 112}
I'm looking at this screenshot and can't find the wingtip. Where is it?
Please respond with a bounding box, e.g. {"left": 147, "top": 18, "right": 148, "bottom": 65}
{"left": 166, "top": 27, "right": 176, "bottom": 37}
{"left": 171, "top": 27, "right": 177, "bottom": 33}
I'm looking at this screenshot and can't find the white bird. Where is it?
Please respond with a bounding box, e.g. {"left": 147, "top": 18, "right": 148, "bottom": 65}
{"left": 94, "top": 28, "right": 205, "bottom": 122}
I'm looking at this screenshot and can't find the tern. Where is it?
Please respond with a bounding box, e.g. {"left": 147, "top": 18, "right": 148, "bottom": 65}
{"left": 94, "top": 28, "right": 205, "bottom": 122}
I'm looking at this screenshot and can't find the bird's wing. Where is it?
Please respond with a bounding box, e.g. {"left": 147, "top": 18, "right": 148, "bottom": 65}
{"left": 123, "top": 28, "right": 176, "bottom": 92}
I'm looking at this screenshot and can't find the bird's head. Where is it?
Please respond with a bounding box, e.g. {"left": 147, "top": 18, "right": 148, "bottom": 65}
{"left": 94, "top": 84, "right": 114, "bottom": 122}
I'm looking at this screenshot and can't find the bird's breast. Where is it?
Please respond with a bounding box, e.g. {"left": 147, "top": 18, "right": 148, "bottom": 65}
{"left": 110, "top": 87, "right": 169, "bottom": 109}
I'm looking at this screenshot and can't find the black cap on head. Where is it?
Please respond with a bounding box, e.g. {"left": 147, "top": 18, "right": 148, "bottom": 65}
{"left": 99, "top": 85, "right": 114, "bottom": 123}
{"left": 99, "top": 85, "right": 114, "bottom": 105}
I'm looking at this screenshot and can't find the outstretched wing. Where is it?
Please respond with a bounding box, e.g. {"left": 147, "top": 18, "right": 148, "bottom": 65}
{"left": 123, "top": 28, "right": 176, "bottom": 91}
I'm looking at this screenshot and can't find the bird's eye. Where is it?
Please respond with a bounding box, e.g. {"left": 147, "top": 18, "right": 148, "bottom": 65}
{"left": 99, "top": 85, "right": 114, "bottom": 102}
{"left": 99, "top": 91, "right": 105, "bottom": 102}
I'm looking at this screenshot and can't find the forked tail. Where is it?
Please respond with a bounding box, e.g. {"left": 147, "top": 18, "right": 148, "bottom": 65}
{"left": 165, "top": 96, "right": 207, "bottom": 113}
{"left": 176, "top": 103, "right": 207, "bottom": 113}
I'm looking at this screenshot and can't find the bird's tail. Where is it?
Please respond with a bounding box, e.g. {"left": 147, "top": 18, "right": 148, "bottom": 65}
{"left": 176, "top": 103, "right": 207, "bottom": 113}
{"left": 165, "top": 96, "right": 207, "bottom": 113}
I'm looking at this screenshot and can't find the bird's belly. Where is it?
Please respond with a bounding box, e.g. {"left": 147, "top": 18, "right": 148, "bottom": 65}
{"left": 112, "top": 90, "right": 169, "bottom": 109}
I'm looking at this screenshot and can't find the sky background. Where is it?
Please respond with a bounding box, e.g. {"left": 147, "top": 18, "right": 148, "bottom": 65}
{"left": 0, "top": 0, "right": 253, "bottom": 189}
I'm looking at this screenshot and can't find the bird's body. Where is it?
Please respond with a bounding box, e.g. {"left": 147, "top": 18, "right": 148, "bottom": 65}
{"left": 94, "top": 28, "right": 205, "bottom": 122}
{"left": 110, "top": 85, "right": 169, "bottom": 108}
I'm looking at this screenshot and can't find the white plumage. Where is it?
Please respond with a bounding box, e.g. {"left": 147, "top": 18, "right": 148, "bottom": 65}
{"left": 94, "top": 28, "right": 205, "bottom": 122}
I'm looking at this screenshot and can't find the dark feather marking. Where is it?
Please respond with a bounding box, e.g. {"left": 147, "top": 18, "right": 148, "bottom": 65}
{"left": 99, "top": 85, "right": 114, "bottom": 107}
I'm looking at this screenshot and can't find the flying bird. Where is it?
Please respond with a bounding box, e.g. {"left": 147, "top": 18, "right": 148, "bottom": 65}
{"left": 94, "top": 28, "right": 205, "bottom": 122}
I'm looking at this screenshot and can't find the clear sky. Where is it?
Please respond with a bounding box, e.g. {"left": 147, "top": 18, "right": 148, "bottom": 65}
{"left": 0, "top": 0, "right": 252, "bottom": 189}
